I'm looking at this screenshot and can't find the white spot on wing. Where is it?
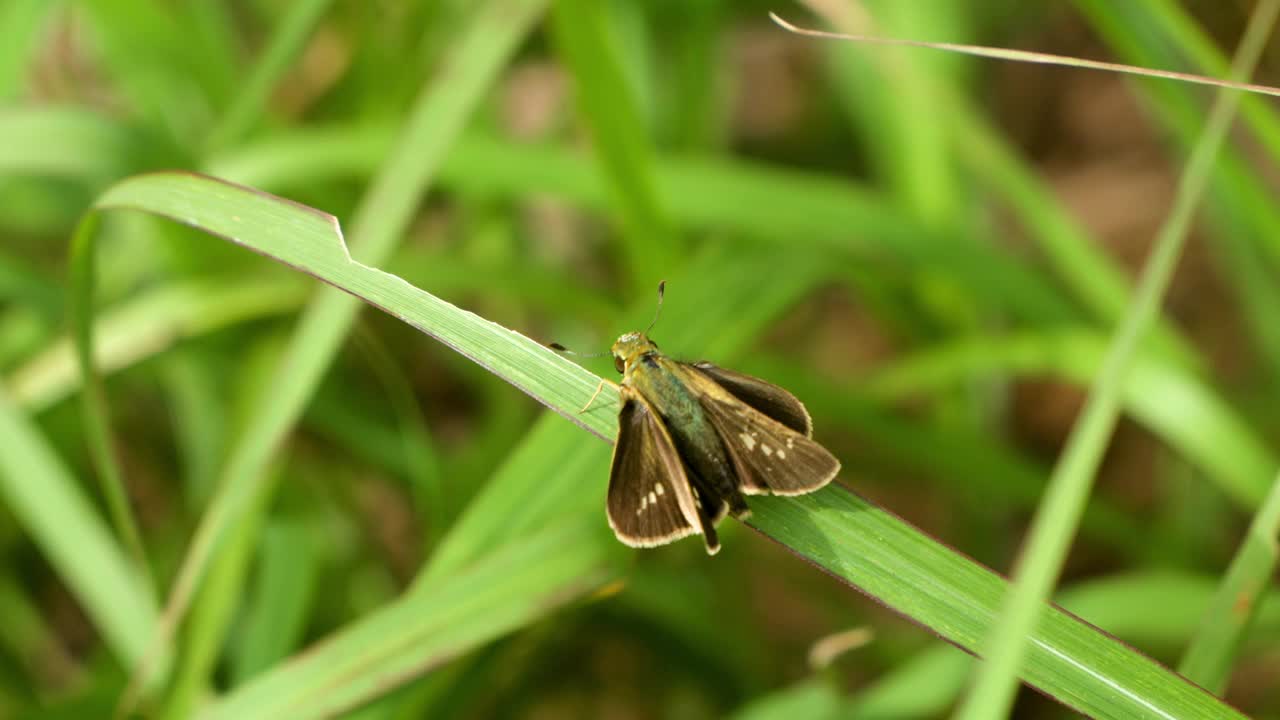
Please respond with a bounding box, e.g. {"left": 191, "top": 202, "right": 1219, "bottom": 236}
{"left": 777, "top": 450, "right": 787, "bottom": 459}
{"left": 648, "top": 491, "right": 657, "bottom": 505}
{"left": 762, "top": 445, "right": 773, "bottom": 457}
{"left": 786, "top": 437, "right": 795, "bottom": 449}
{"left": 655, "top": 483, "right": 664, "bottom": 496}
{"left": 740, "top": 432, "right": 757, "bottom": 451}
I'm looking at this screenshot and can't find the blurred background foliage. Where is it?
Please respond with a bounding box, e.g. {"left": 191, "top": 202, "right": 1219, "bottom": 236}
{"left": 1, "top": 0, "right": 1280, "bottom": 718}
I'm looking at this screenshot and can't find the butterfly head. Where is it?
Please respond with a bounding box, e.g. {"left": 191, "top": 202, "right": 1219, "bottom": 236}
{"left": 611, "top": 332, "right": 659, "bottom": 374}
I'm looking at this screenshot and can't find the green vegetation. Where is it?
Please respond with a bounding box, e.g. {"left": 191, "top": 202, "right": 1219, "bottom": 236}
{"left": 1, "top": 2, "right": 1278, "bottom": 718}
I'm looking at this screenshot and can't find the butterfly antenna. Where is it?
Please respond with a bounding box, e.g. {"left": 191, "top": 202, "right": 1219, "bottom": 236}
{"left": 643, "top": 280, "right": 666, "bottom": 335}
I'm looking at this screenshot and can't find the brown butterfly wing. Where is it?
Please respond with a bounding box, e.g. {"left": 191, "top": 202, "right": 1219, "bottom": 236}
{"left": 691, "top": 362, "right": 812, "bottom": 436}
{"left": 608, "top": 390, "right": 720, "bottom": 553}
{"left": 677, "top": 366, "right": 839, "bottom": 496}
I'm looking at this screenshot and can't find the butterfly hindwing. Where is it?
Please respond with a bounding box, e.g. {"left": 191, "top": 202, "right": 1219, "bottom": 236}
{"left": 690, "top": 362, "right": 812, "bottom": 436}
{"left": 608, "top": 390, "right": 718, "bottom": 551}
{"left": 675, "top": 364, "right": 840, "bottom": 496}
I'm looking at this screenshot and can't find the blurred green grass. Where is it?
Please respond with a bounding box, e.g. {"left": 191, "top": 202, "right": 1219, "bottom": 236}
{"left": 2, "top": 2, "right": 1279, "bottom": 719}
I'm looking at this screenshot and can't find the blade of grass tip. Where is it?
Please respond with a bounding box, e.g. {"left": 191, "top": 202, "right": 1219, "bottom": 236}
{"left": 552, "top": 0, "right": 678, "bottom": 291}
{"left": 1178, "top": 469, "right": 1280, "bottom": 691}
{"left": 203, "top": 0, "right": 334, "bottom": 151}
{"left": 1117, "top": 0, "right": 1280, "bottom": 161}
{"left": 954, "top": 3, "right": 1279, "bottom": 717}
{"left": 103, "top": 0, "right": 550, "bottom": 707}
{"left": 68, "top": 214, "right": 155, "bottom": 591}
{"left": 770, "top": 12, "right": 1280, "bottom": 98}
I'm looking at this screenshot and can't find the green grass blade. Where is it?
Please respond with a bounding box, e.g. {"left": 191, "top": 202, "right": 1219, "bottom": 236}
{"left": 954, "top": 4, "right": 1278, "bottom": 716}
{"left": 208, "top": 127, "right": 1078, "bottom": 323}
{"left": 745, "top": 354, "right": 1168, "bottom": 563}
{"left": 809, "top": 5, "right": 1193, "bottom": 364}
{"left": 228, "top": 520, "right": 320, "bottom": 685}
{"left": 71, "top": 0, "right": 551, "bottom": 703}
{"left": 748, "top": 490, "right": 1245, "bottom": 720}
{"left": 0, "top": 386, "right": 159, "bottom": 669}
{"left": 552, "top": 0, "right": 676, "bottom": 290}
{"left": 826, "top": 3, "right": 970, "bottom": 223}
{"left": 866, "top": 329, "right": 1276, "bottom": 511}
{"left": 1075, "top": 0, "right": 1280, "bottom": 376}
{"left": 71, "top": 170, "right": 1247, "bottom": 718}
{"left": 733, "top": 680, "right": 840, "bottom": 720}
{"left": 203, "top": 0, "right": 334, "bottom": 151}
{"left": 197, "top": 519, "right": 621, "bottom": 720}
{"left": 416, "top": 242, "right": 829, "bottom": 589}
{"left": 1070, "top": 10, "right": 1280, "bottom": 687}
{"left": 1178, "top": 470, "right": 1280, "bottom": 691}
{"left": 159, "top": 480, "right": 272, "bottom": 720}
{"left": 10, "top": 276, "right": 306, "bottom": 412}
{"left": 69, "top": 213, "right": 154, "bottom": 587}
{"left": 839, "top": 572, "right": 1280, "bottom": 718}
{"left": 0, "top": 107, "right": 136, "bottom": 180}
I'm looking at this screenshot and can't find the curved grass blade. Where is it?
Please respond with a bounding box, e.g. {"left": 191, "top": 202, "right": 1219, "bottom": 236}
{"left": 69, "top": 213, "right": 154, "bottom": 587}
{"left": 71, "top": 0, "right": 553, "bottom": 707}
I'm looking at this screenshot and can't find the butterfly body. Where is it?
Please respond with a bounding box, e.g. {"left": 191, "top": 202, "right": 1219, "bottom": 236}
{"left": 605, "top": 331, "right": 839, "bottom": 554}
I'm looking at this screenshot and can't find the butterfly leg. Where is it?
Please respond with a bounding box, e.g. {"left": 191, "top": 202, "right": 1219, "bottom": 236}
{"left": 580, "top": 378, "right": 619, "bottom": 413}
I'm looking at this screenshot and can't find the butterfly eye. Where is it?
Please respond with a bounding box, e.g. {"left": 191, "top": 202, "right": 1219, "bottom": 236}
{"left": 614, "top": 356, "right": 626, "bottom": 374}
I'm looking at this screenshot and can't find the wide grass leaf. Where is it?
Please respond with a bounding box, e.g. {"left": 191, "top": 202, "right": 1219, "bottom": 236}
{"left": 72, "top": 171, "right": 1246, "bottom": 718}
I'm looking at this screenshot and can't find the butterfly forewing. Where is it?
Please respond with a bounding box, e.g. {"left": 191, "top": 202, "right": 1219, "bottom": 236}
{"left": 608, "top": 391, "right": 706, "bottom": 548}
{"left": 674, "top": 364, "right": 840, "bottom": 496}
{"left": 690, "top": 362, "right": 812, "bottom": 436}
